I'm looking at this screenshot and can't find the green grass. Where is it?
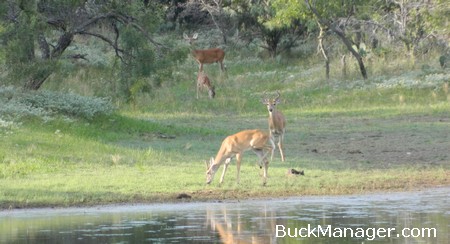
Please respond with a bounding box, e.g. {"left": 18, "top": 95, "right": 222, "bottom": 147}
{"left": 1, "top": 56, "right": 449, "bottom": 209}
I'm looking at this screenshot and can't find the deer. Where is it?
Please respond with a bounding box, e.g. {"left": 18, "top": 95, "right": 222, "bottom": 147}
{"left": 183, "top": 33, "right": 225, "bottom": 72}
{"left": 205, "top": 129, "right": 275, "bottom": 186}
{"left": 197, "top": 69, "right": 215, "bottom": 99}
{"left": 261, "top": 91, "right": 286, "bottom": 162}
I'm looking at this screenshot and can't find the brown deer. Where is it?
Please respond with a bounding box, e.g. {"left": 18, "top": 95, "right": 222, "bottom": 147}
{"left": 183, "top": 33, "right": 225, "bottom": 72}
{"left": 261, "top": 91, "right": 286, "bottom": 162}
{"left": 205, "top": 129, "right": 274, "bottom": 186}
{"left": 197, "top": 70, "right": 215, "bottom": 99}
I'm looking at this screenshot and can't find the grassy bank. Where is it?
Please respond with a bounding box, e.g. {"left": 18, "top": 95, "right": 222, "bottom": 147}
{"left": 1, "top": 58, "right": 449, "bottom": 209}
{"left": 1, "top": 108, "right": 448, "bottom": 209}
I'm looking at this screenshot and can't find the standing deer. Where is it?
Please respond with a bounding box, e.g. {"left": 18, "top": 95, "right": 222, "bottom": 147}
{"left": 261, "top": 91, "right": 286, "bottom": 162}
{"left": 205, "top": 129, "right": 274, "bottom": 186}
{"left": 197, "top": 70, "right": 215, "bottom": 99}
{"left": 183, "top": 33, "right": 225, "bottom": 72}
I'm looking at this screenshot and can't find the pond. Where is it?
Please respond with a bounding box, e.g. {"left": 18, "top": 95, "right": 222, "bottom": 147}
{"left": 1, "top": 187, "right": 448, "bottom": 243}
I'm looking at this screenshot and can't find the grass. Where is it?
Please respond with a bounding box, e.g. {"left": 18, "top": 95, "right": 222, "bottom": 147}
{"left": 1, "top": 55, "right": 449, "bottom": 209}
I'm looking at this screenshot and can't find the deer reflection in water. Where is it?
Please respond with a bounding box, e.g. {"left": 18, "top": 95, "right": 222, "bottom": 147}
{"left": 206, "top": 206, "right": 277, "bottom": 244}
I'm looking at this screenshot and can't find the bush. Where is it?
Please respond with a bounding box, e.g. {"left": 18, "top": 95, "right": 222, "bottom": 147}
{"left": 0, "top": 86, "right": 115, "bottom": 121}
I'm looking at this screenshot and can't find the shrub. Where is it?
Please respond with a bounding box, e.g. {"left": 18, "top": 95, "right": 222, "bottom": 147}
{"left": 0, "top": 86, "right": 115, "bottom": 121}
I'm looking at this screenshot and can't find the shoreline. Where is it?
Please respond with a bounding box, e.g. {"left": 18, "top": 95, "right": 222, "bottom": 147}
{"left": 2, "top": 184, "right": 449, "bottom": 212}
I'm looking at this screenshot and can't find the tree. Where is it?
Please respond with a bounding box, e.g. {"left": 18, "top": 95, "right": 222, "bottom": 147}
{"left": 0, "top": 0, "right": 167, "bottom": 90}
{"left": 199, "top": 0, "right": 232, "bottom": 44}
{"left": 271, "top": 0, "right": 370, "bottom": 79}
{"left": 368, "top": 0, "right": 449, "bottom": 64}
{"left": 230, "top": 0, "right": 305, "bottom": 58}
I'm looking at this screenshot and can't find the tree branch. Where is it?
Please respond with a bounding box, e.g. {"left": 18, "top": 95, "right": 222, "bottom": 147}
{"left": 78, "top": 31, "right": 127, "bottom": 63}
{"left": 38, "top": 34, "right": 50, "bottom": 59}
{"left": 73, "top": 11, "right": 165, "bottom": 50}
{"left": 107, "top": 12, "right": 165, "bottom": 49}
{"left": 65, "top": 54, "right": 89, "bottom": 61}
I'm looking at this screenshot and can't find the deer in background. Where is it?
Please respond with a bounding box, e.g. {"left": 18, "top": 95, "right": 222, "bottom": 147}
{"left": 205, "top": 129, "right": 274, "bottom": 186}
{"left": 261, "top": 91, "right": 286, "bottom": 162}
{"left": 183, "top": 33, "right": 225, "bottom": 72}
{"left": 197, "top": 69, "right": 215, "bottom": 99}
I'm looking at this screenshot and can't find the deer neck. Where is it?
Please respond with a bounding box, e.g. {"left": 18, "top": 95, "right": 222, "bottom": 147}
{"left": 268, "top": 110, "right": 277, "bottom": 120}
{"left": 213, "top": 146, "right": 229, "bottom": 168}
{"left": 268, "top": 111, "right": 282, "bottom": 130}
{"left": 189, "top": 42, "right": 200, "bottom": 52}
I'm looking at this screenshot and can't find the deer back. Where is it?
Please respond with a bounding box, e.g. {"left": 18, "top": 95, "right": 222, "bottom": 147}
{"left": 192, "top": 48, "right": 225, "bottom": 64}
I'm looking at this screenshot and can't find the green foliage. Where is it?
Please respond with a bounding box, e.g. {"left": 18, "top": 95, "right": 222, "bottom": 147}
{"left": 270, "top": 0, "right": 369, "bottom": 25}
{"left": 0, "top": 86, "right": 115, "bottom": 121}
{"left": 1, "top": 2, "right": 38, "bottom": 77}
{"left": 0, "top": 0, "right": 171, "bottom": 90}
{"left": 227, "top": 0, "right": 305, "bottom": 57}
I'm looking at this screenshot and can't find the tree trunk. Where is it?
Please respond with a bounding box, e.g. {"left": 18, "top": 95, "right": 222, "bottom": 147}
{"left": 341, "top": 54, "right": 347, "bottom": 79}
{"left": 24, "top": 71, "right": 52, "bottom": 90}
{"left": 51, "top": 32, "right": 74, "bottom": 58}
{"left": 403, "top": 41, "right": 416, "bottom": 66}
{"left": 201, "top": 0, "right": 227, "bottom": 45}
{"left": 38, "top": 34, "right": 50, "bottom": 59}
{"left": 24, "top": 32, "right": 74, "bottom": 90}
{"left": 317, "top": 23, "right": 330, "bottom": 80}
{"left": 304, "top": 0, "right": 367, "bottom": 79}
{"left": 266, "top": 29, "right": 282, "bottom": 58}
{"left": 332, "top": 26, "right": 367, "bottom": 79}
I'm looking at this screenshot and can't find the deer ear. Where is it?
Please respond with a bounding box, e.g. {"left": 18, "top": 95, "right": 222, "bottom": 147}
{"left": 183, "top": 33, "right": 188, "bottom": 39}
{"left": 193, "top": 33, "right": 198, "bottom": 39}
{"left": 204, "top": 160, "right": 209, "bottom": 170}
{"left": 275, "top": 98, "right": 281, "bottom": 104}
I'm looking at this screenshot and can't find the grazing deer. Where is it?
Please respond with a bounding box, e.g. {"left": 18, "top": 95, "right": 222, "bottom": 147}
{"left": 183, "top": 33, "right": 225, "bottom": 72}
{"left": 261, "top": 91, "right": 286, "bottom": 162}
{"left": 197, "top": 70, "right": 215, "bottom": 99}
{"left": 205, "top": 129, "right": 274, "bottom": 186}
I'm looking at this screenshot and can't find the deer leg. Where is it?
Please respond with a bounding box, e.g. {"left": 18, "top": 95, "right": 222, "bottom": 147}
{"left": 278, "top": 134, "right": 285, "bottom": 162}
{"left": 270, "top": 135, "right": 277, "bottom": 161}
{"left": 219, "top": 61, "right": 224, "bottom": 72}
{"left": 262, "top": 157, "right": 269, "bottom": 186}
{"left": 268, "top": 137, "right": 275, "bottom": 160}
{"left": 219, "top": 157, "right": 232, "bottom": 184}
{"left": 236, "top": 153, "right": 242, "bottom": 184}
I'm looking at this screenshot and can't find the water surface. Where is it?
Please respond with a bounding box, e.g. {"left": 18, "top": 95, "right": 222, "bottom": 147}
{"left": 1, "top": 187, "right": 448, "bottom": 243}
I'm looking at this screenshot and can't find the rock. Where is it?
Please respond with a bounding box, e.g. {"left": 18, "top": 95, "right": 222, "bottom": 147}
{"left": 287, "top": 168, "right": 304, "bottom": 176}
{"left": 176, "top": 193, "right": 192, "bottom": 199}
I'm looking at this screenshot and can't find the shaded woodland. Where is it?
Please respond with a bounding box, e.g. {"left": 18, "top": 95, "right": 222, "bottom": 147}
{"left": 0, "top": 0, "right": 448, "bottom": 99}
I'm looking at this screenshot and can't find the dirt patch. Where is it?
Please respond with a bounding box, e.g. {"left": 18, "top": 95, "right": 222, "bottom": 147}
{"left": 296, "top": 115, "right": 449, "bottom": 169}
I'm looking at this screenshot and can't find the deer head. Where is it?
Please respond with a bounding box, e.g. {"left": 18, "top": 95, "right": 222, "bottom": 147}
{"left": 183, "top": 32, "right": 198, "bottom": 45}
{"left": 261, "top": 91, "right": 281, "bottom": 113}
